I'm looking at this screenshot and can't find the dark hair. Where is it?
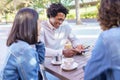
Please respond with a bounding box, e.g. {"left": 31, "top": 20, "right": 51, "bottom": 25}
{"left": 47, "top": 3, "right": 69, "bottom": 18}
{"left": 7, "top": 8, "right": 39, "bottom": 46}
{"left": 98, "top": 0, "right": 120, "bottom": 30}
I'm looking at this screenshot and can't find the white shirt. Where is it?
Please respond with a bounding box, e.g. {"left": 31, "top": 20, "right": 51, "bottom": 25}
{"left": 40, "top": 21, "right": 81, "bottom": 56}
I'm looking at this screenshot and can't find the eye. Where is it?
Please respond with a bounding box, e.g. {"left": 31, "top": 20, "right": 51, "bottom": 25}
{"left": 58, "top": 19, "right": 64, "bottom": 22}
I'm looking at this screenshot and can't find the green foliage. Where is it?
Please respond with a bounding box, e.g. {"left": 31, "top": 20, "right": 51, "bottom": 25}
{"left": 31, "top": 0, "right": 49, "bottom": 9}
{"left": 66, "top": 14, "right": 75, "bottom": 19}
{"left": 60, "top": 0, "right": 73, "bottom": 7}
{"left": 67, "top": 11, "right": 98, "bottom": 19}
{"left": 66, "top": 5, "right": 98, "bottom": 19}
{"left": 80, "top": 11, "right": 97, "bottom": 18}
{"left": 81, "top": 5, "right": 98, "bottom": 19}
{"left": 0, "top": 0, "right": 99, "bottom": 22}
{"left": 50, "top": 0, "right": 60, "bottom": 3}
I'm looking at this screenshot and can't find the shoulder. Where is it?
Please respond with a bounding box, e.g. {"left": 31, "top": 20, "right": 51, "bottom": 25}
{"left": 101, "top": 27, "right": 120, "bottom": 39}
{"left": 98, "top": 27, "right": 120, "bottom": 46}
{"left": 9, "top": 40, "right": 36, "bottom": 59}
{"left": 61, "top": 21, "right": 72, "bottom": 30}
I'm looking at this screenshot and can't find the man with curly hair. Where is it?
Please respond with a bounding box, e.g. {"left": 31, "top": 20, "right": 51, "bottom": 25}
{"left": 40, "top": 3, "right": 84, "bottom": 57}
{"left": 40, "top": 3, "right": 85, "bottom": 80}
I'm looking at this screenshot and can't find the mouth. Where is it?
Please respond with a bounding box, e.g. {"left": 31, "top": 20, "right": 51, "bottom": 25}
{"left": 55, "top": 23, "right": 61, "bottom": 28}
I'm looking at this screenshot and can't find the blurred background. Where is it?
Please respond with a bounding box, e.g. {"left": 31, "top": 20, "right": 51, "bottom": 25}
{"left": 0, "top": 0, "right": 100, "bottom": 24}
{"left": 0, "top": 0, "right": 101, "bottom": 66}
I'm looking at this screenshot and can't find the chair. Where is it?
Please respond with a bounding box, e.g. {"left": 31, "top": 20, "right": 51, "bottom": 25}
{"left": 39, "top": 64, "right": 48, "bottom": 80}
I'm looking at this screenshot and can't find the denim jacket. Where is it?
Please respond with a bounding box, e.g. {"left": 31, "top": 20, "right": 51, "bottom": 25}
{"left": 84, "top": 27, "right": 120, "bottom": 80}
{"left": 2, "top": 40, "right": 45, "bottom": 80}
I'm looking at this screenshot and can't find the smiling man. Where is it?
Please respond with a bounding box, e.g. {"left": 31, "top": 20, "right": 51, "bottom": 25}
{"left": 40, "top": 3, "right": 84, "bottom": 57}
{"left": 40, "top": 3, "right": 85, "bottom": 80}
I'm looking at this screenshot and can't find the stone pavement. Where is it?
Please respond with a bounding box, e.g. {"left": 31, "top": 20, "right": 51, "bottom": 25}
{"left": 70, "top": 22, "right": 101, "bottom": 45}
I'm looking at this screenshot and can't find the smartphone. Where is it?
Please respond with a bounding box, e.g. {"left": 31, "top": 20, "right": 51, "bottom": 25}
{"left": 81, "top": 46, "right": 90, "bottom": 53}
{"left": 84, "top": 46, "right": 90, "bottom": 49}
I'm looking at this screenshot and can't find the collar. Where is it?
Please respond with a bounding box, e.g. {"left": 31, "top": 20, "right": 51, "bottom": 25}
{"left": 47, "top": 20, "right": 56, "bottom": 30}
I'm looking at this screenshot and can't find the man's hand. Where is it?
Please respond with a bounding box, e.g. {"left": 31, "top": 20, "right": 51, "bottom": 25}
{"left": 63, "top": 49, "right": 78, "bottom": 57}
{"left": 74, "top": 45, "right": 85, "bottom": 54}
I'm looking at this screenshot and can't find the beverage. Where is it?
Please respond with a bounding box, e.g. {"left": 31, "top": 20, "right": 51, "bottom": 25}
{"left": 64, "top": 43, "right": 72, "bottom": 49}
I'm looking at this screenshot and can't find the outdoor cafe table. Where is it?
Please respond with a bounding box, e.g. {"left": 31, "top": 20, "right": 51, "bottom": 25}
{"left": 44, "top": 53, "right": 91, "bottom": 80}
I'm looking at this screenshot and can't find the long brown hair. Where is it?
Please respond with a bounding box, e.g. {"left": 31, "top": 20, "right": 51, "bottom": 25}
{"left": 98, "top": 0, "right": 120, "bottom": 30}
{"left": 7, "top": 8, "right": 38, "bottom": 46}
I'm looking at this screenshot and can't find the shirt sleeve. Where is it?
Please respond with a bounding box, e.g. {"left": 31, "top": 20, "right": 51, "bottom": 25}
{"left": 84, "top": 33, "right": 110, "bottom": 80}
{"left": 45, "top": 47, "right": 63, "bottom": 57}
{"left": 35, "top": 42, "right": 45, "bottom": 64}
{"left": 68, "top": 25, "right": 81, "bottom": 48}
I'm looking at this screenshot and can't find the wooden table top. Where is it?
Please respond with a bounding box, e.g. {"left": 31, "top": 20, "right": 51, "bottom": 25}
{"left": 44, "top": 52, "right": 91, "bottom": 80}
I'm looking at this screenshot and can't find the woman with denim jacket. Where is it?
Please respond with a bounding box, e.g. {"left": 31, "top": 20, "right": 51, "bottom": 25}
{"left": 84, "top": 0, "right": 120, "bottom": 80}
{"left": 2, "top": 8, "right": 45, "bottom": 80}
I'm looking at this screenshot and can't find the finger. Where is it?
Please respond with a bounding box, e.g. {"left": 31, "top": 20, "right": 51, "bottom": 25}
{"left": 72, "top": 49, "right": 80, "bottom": 53}
{"left": 76, "top": 45, "right": 84, "bottom": 49}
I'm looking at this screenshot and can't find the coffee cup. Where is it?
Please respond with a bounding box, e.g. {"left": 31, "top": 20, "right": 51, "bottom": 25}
{"left": 63, "top": 58, "right": 74, "bottom": 68}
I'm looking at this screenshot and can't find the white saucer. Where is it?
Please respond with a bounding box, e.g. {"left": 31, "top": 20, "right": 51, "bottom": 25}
{"left": 51, "top": 60, "right": 62, "bottom": 66}
{"left": 61, "top": 62, "right": 78, "bottom": 71}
